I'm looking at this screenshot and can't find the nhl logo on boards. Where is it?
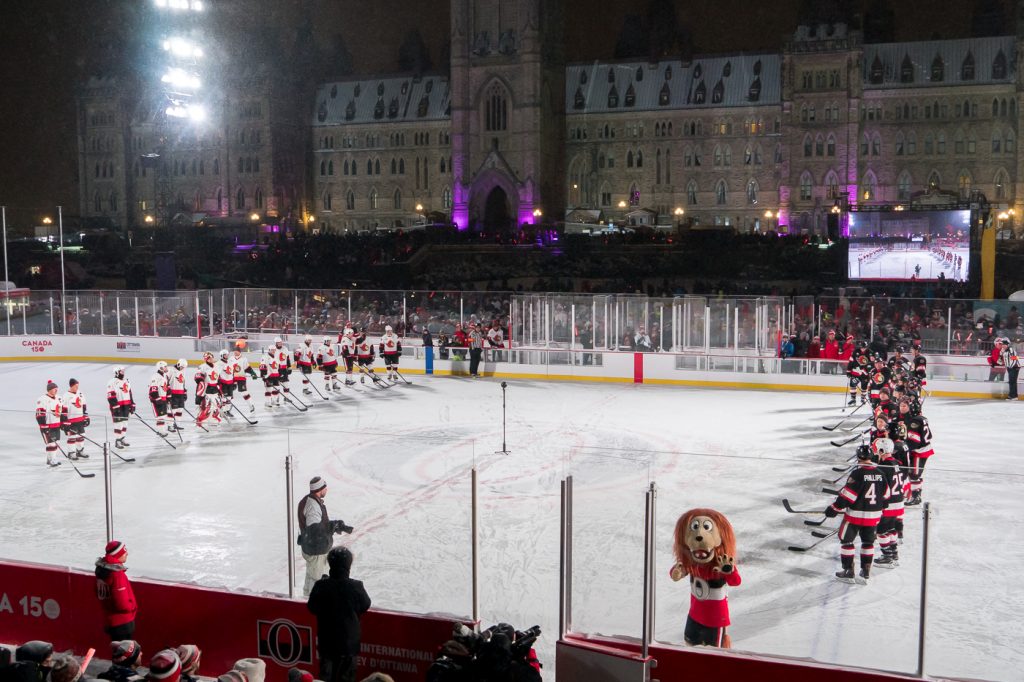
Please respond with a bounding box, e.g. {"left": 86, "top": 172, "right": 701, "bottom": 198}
{"left": 257, "top": 618, "right": 313, "bottom": 667}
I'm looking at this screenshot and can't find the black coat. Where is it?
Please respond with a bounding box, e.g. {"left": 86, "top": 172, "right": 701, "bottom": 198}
{"left": 307, "top": 565, "right": 371, "bottom": 657}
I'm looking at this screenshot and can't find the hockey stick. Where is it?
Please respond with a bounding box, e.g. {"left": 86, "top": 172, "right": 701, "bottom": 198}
{"left": 170, "top": 414, "right": 184, "bottom": 442}
{"left": 229, "top": 398, "right": 259, "bottom": 425}
{"left": 357, "top": 364, "right": 390, "bottom": 388}
{"left": 285, "top": 387, "right": 310, "bottom": 407}
{"left": 133, "top": 413, "right": 177, "bottom": 449}
{"left": 811, "top": 528, "right": 838, "bottom": 538}
{"left": 303, "top": 373, "right": 330, "bottom": 401}
{"left": 53, "top": 442, "right": 96, "bottom": 478}
{"left": 841, "top": 415, "right": 872, "bottom": 432}
{"left": 181, "top": 405, "right": 210, "bottom": 432}
{"left": 393, "top": 368, "right": 413, "bottom": 385}
{"left": 824, "top": 399, "right": 865, "bottom": 430}
{"left": 822, "top": 486, "right": 840, "bottom": 496}
{"left": 782, "top": 499, "right": 824, "bottom": 514}
{"left": 821, "top": 467, "right": 852, "bottom": 485}
{"left": 787, "top": 528, "right": 838, "bottom": 552}
{"left": 80, "top": 433, "right": 135, "bottom": 463}
{"left": 830, "top": 429, "right": 869, "bottom": 447}
{"left": 803, "top": 517, "right": 829, "bottom": 526}
{"left": 281, "top": 391, "right": 309, "bottom": 412}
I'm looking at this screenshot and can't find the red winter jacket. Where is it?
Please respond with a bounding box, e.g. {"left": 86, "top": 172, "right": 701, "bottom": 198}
{"left": 95, "top": 559, "right": 137, "bottom": 627}
{"left": 822, "top": 339, "right": 840, "bottom": 360}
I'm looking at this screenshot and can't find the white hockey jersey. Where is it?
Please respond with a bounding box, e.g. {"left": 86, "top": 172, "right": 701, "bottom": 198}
{"left": 36, "top": 394, "right": 63, "bottom": 428}
{"left": 274, "top": 345, "right": 291, "bottom": 370}
{"left": 169, "top": 367, "right": 187, "bottom": 396}
{"left": 106, "top": 377, "right": 132, "bottom": 407}
{"left": 339, "top": 337, "right": 356, "bottom": 359}
{"left": 295, "top": 342, "right": 315, "bottom": 367}
{"left": 316, "top": 342, "right": 339, "bottom": 367}
{"left": 230, "top": 353, "right": 252, "bottom": 382}
{"left": 379, "top": 332, "right": 401, "bottom": 355}
{"left": 259, "top": 353, "right": 281, "bottom": 377}
{"left": 148, "top": 372, "right": 168, "bottom": 401}
{"left": 215, "top": 359, "right": 235, "bottom": 386}
{"left": 62, "top": 390, "right": 87, "bottom": 422}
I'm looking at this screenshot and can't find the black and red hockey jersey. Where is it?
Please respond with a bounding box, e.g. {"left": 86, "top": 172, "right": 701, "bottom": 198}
{"left": 904, "top": 415, "right": 934, "bottom": 458}
{"left": 877, "top": 454, "right": 906, "bottom": 517}
{"left": 828, "top": 465, "right": 887, "bottom": 526}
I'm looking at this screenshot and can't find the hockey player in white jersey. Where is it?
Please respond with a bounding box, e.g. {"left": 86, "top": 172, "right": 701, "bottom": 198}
{"left": 295, "top": 335, "right": 316, "bottom": 394}
{"left": 194, "top": 352, "right": 222, "bottom": 426}
{"left": 148, "top": 361, "right": 170, "bottom": 437}
{"left": 339, "top": 328, "right": 357, "bottom": 386}
{"left": 215, "top": 349, "right": 235, "bottom": 417}
{"left": 230, "top": 344, "right": 258, "bottom": 413}
{"left": 316, "top": 336, "right": 341, "bottom": 392}
{"left": 168, "top": 359, "right": 188, "bottom": 430}
{"left": 274, "top": 337, "right": 293, "bottom": 399}
{"left": 106, "top": 366, "right": 135, "bottom": 448}
{"left": 379, "top": 325, "right": 402, "bottom": 382}
{"left": 259, "top": 346, "right": 282, "bottom": 407}
{"left": 61, "top": 378, "right": 89, "bottom": 458}
{"left": 36, "top": 380, "right": 64, "bottom": 467}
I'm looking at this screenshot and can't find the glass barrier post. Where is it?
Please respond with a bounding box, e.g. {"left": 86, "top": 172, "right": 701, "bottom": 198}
{"left": 134, "top": 296, "right": 140, "bottom": 337}
{"left": 472, "top": 466, "right": 479, "bottom": 622}
{"left": 294, "top": 293, "right": 300, "bottom": 335}
{"left": 48, "top": 296, "right": 54, "bottom": 335}
{"left": 641, "top": 482, "right": 657, "bottom": 658}
{"left": 917, "top": 502, "right": 931, "bottom": 678}
{"left": 195, "top": 293, "right": 202, "bottom": 339}
{"left": 870, "top": 305, "right": 875, "bottom": 340}
{"left": 243, "top": 290, "right": 249, "bottom": 334}
{"left": 103, "top": 442, "right": 113, "bottom": 543}
{"left": 285, "top": 453, "right": 296, "bottom": 599}
{"left": 99, "top": 296, "right": 105, "bottom": 335}
{"left": 116, "top": 297, "right": 122, "bottom": 335}
{"left": 734, "top": 306, "right": 739, "bottom": 354}
{"left": 559, "top": 475, "right": 574, "bottom": 637}
{"left": 151, "top": 295, "right": 157, "bottom": 337}
{"left": 946, "top": 308, "right": 952, "bottom": 355}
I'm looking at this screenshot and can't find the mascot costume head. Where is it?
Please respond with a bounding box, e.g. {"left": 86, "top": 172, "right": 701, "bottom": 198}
{"left": 670, "top": 508, "right": 740, "bottom": 648}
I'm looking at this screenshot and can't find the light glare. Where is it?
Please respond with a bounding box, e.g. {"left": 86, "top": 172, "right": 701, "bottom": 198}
{"left": 161, "top": 67, "right": 201, "bottom": 90}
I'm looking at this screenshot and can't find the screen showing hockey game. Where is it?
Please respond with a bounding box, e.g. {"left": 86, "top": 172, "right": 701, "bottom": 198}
{"left": 847, "top": 209, "right": 971, "bottom": 282}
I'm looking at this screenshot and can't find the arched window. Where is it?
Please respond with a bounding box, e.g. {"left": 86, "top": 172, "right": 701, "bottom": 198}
{"left": 213, "top": 159, "right": 219, "bottom": 175}
{"left": 93, "top": 191, "right": 102, "bottom": 212}
{"left": 322, "top": 191, "right": 332, "bottom": 211}
{"left": 815, "top": 134, "right": 824, "bottom": 156}
{"left": 636, "top": 150, "right": 643, "bottom": 168}
{"left": 393, "top": 188, "right": 402, "bottom": 210}
{"left": 754, "top": 143, "right": 763, "bottom": 165}
{"left": 714, "top": 145, "right": 723, "bottom": 167}
{"left": 391, "top": 158, "right": 397, "bottom": 174}
{"left": 627, "top": 150, "right": 634, "bottom": 168}
{"left": 992, "top": 129, "right": 1002, "bottom": 154}
{"left": 955, "top": 129, "right": 965, "bottom": 154}
{"left": 862, "top": 171, "right": 877, "bottom": 201}
{"left": 993, "top": 98, "right": 1000, "bottom": 117}
{"left": 440, "top": 157, "right": 447, "bottom": 173}
{"left": 399, "top": 158, "right": 405, "bottom": 174}
{"left": 442, "top": 187, "right": 452, "bottom": 209}
{"left": 328, "top": 160, "right": 334, "bottom": 176}
{"left": 375, "top": 159, "right": 381, "bottom": 175}
{"left": 994, "top": 169, "right": 1009, "bottom": 200}
{"left": 254, "top": 188, "right": 264, "bottom": 209}
{"left": 931, "top": 54, "right": 944, "bottom": 82}
{"left": 108, "top": 192, "right": 118, "bottom": 212}
{"left": 872, "top": 134, "right": 881, "bottom": 156}
{"left": 367, "top": 159, "right": 373, "bottom": 175}
{"left": 217, "top": 188, "right": 223, "bottom": 212}
{"left": 825, "top": 171, "right": 839, "bottom": 199}
{"left": 928, "top": 170, "right": 941, "bottom": 189}
{"left": 236, "top": 187, "right": 245, "bottom": 209}
{"left": 907, "top": 132, "right": 917, "bottom": 155}
{"left": 744, "top": 145, "right": 753, "bottom": 165}
{"left": 895, "top": 131, "right": 905, "bottom": 156}
{"left": 715, "top": 179, "right": 727, "bottom": 205}
{"left": 1007, "top": 129, "right": 1016, "bottom": 153}
{"left": 861, "top": 134, "right": 870, "bottom": 156}
{"left": 897, "top": 170, "right": 912, "bottom": 201}
{"left": 723, "top": 145, "right": 731, "bottom": 166}
{"left": 957, "top": 170, "right": 972, "bottom": 199}
{"left": 343, "top": 160, "right": 349, "bottom": 175}
{"left": 924, "top": 133, "right": 934, "bottom": 155}
{"left": 686, "top": 180, "right": 698, "bottom": 205}
{"left": 993, "top": 50, "right": 1007, "bottom": 79}
{"left": 346, "top": 190, "right": 355, "bottom": 210}
{"left": 799, "top": 172, "right": 812, "bottom": 200}
{"left": 369, "top": 188, "right": 379, "bottom": 209}
{"left": 804, "top": 135, "right": 812, "bottom": 157}
{"left": 485, "top": 82, "right": 509, "bottom": 131}
{"left": 746, "top": 179, "right": 758, "bottom": 204}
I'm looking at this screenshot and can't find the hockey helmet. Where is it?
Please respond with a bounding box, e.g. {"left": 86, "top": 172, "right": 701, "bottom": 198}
{"left": 202, "top": 351, "right": 214, "bottom": 362}
{"left": 156, "top": 360, "right": 168, "bottom": 372}
{"left": 274, "top": 336, "right": 283, "bottom": 345}
{"left": 265, "top": 345, "right": 275, "bottom": 355}
{"left": 855, "top": 444, "right": 874, "bottom": 461}
{"left": 344, "top": 327, "right": 354, "bottom": 337}
{"left": 175, "top": 359, "right": 188, "bottom": 370}
{"left": 234, "top": 339, "right": 248, "bottom": 351}
{"left": 385, "top": 325, "right": 393, "bottom": 332}
{"left": 871, "top": 437, "right": 895, "bottom": 457}
{"left": 304, "top": 334, "right": 313, "bottom": 343}
{"left": 219, "top": 349, "right": 229, "bottom": 359}
{"left": 113, "top": 366, "right": 125, "bottom": 377}
{"left": 322, "top": 336, "right": 331, "bottom": 344}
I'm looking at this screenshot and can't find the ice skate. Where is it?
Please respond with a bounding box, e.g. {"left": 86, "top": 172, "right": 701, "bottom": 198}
{"left": 905, "top": 491, "right": 922, "bottom": 506}
{"left": 248, "top": 401, "right": 255, "bottom": 413}
{"left": 874, "top": 554, "right": 898, "bottom": 569}
{"left": 345, "top": 378, "right": 355, "bottom": 386}
{"left": 69, "top": 451, "right": 79, "bottom": 461}
{"left": 835, "top": 568, "right": 856, "bottom": 583}
{"left": 856, "top": 567, "right": 871, "bottom": 584}
{"left": 46, "top": 454, "right": 62, "bottom": 468}
{"left": 76, "top": 447, "right": 87, "bottom": 458}
{"left": 847, "top": 396, "right": 856, "bottom": 406}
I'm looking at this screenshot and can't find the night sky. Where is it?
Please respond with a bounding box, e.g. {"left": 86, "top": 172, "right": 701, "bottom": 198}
{"left": 0, "top": 0, "right": 1005, "bottom": 229}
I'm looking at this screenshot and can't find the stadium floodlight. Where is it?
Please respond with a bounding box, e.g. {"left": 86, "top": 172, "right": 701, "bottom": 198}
{"left": 155, "top": 0, "right": 204, "bottom": 11}
{"left": 162, "top": 37, "right": 204, "bottom": 59}
{"left": 187, "top": 104, "right": 207, "bottom": 122}
{"left": 161, "top": 67, "right": 201, "bottom": 90}
{"left": 166, "top": 104, "right": 189, "bottom": 119}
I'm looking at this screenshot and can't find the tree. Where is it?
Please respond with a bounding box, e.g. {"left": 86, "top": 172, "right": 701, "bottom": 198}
{"left": 398, "top": 29, "right": 433, "bottom": 75}
{"left": 970, "top": 0, "right": 1007, "bottom": 37}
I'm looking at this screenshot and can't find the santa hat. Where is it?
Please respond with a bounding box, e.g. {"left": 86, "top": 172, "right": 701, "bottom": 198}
{"left": 232, "top": 659, "right": 265, "bottom": 682}
{"left": 49, "top": 655, "right": 82, "bottom": 682}
{"left": 146, "top": 650, "right": 181, "bottom": 682}
{"left": 309, "top": 476, "right": 327, "bottom": 493}
{"left": 112, "top": 640, "right": 142, "bottom": 666}
{"left": 104, "top": 540, "right": 128, "bottom": 563}
{"left": 175, "top": 645, "right": 201, "bottom": 674}
{"left": 287, "top": 670, "right": 314, "bottom": 682}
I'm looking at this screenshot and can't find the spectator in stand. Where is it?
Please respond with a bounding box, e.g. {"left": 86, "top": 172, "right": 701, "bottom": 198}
{"left": 175, "top": 646, "right": 201, "bottom": 682}
{"left": 634, "top": 327, "right": 655, "bottom": 352}
{"left": 99, "top": 641, "right": 143, "bottom": 682}
{"left": 307, "top": 547, "right": 372, "bottom": 682}
{"left": 780, "top": 335, "right": 796, "bottom": 359}
{"left": 146, "top": 651, "right": 181, "bottom": 682}
{"left": 486, "top": 320, "right": 505, "bottom": 361}
{"left": 359, "top": 675, "right": 395, "bottom": 682}
{"left": 452, "top": 324, "right": 468, "bottom": 360}
{"left": 998, "top": 338, "right": 1020, "bottom": 400}
{"left": 807, "top": 335, "right": 821, "bottom": 360}
{"left": 231, "top": 659, "right": 265, "bottom": 682}
{"left": 988, "top": 339, "right": 1006, "bottom": 382}
{"left": 49, "top": 655, "right": 83, "bottom": 682}
{"left": 822, "top": 330, "right": 840, "bottom": 373}
{"left": 468, "top": 323, "right": 485, "bottom": 378}
{"left": 578, "top": 321, "right": 594, "bottom": 365}
{"left": 95, "top": 541, "right": 138, "bottom": 641}
{"left": 7, "top": 641, "right": 54, "bottom": 682}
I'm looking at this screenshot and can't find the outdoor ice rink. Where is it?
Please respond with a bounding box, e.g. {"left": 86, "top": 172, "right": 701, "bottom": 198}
{"left": 848, "top": 246, "right": 969, "bottom": 281}
{"left": 1, "top": 360, "right": 1021, "bottom": 681}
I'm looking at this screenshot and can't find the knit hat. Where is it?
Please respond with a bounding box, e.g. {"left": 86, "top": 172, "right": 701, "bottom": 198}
{"left": 49, "top": 655, "right": 82, "bottom": 682}
{"left": 15, "top": 641, "right": 53, "bottom": 663}
{"left": 146, "top": 650, "right": 181, "bottom": 682}
{"left": 112, "top": 640, "right": 142, "bottom": 666}
{"left": 309, "top": 476, "right": 327, "bottom": 493}
{"left": 359, "top": 675, "right": 396, "bottom": 682}
{"left": 105, "top": 540, "right": 128, "bottom": 563}
{"left": 217, "top": 670, "right": 248, "bottom": 682}
{"left": 287, "top": 669, "right": 314, "bottom": 682}
{"left": 232, "top": 659, "right": 265, "bottom": 682}
{"left": 175, "top": 645, "right": 201, "bottom": 674}
{"left": 46, "top": 380, "right": 58, "bottom": 391}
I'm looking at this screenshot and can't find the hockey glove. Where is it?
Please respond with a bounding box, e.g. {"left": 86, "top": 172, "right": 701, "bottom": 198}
{"left": 83, "top": 416, "right": 91, "bottom": 427}
{"left": 129, "top": 402, "right": 136, "bottom": 414}
{"left": 824, "top": 506, "right": 838, "bottom": 518}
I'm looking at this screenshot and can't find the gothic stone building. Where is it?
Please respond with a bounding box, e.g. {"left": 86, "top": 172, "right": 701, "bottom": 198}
{"left": 79, "top": 4, "right": 1024, "bottom": 236}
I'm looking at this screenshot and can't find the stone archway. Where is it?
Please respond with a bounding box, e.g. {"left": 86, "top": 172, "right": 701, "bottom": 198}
{"left": 483, "top": 186, "right": 511, "bottom": 230}
{"left": 468, "top": 168, "right": 520, "bottom": 231}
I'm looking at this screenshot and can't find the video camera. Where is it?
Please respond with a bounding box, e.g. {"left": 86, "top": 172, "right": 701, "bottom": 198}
{"left": 330, "top": 520, "right": 354, "bottom": 534}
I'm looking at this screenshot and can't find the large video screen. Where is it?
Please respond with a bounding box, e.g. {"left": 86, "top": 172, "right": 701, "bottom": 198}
{"left": 847, "top": 209, "right": 971, "bottom": 282}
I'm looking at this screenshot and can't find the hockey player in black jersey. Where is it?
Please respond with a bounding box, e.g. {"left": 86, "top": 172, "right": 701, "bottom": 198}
{"left": 873, "top": 438, "right": 906, "bottom": 568}
{"left": 846, "top": 352, "right": 871, "bottom": 406}
{"left": 867, "top": 357, "right": 892, "bottom": 407}
{"left": 825, "top": 444, "right": 887, "bottom": 583}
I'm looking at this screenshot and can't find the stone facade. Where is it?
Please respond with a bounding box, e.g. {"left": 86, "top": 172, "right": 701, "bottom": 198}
{"left": 79, "top": 5, "right": 1024, "bottom": 235}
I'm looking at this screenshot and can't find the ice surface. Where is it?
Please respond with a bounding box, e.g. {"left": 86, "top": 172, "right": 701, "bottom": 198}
{"left": 1, "top": 361, "right": 1021, "bottom": 681}
{"left": 848, "top": 247, "right": 969, "bottom": 281}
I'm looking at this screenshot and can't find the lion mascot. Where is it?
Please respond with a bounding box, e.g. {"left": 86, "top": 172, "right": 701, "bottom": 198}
{"left": 670, "top": 508, "right": 740, "bottom": 648}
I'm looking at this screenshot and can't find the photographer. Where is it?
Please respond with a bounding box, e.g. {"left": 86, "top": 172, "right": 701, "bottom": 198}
{"left": 427, "top": 623, "right": 542, "bottom": 682}
{"left": 298, "top": 476, "right": 354, "bottom": 597}
{"left": 307, "top": 548, "right": 371, "bottom": 682}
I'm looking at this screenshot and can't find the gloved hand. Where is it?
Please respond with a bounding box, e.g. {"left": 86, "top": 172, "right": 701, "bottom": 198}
{"left": 824, "top": 507, "right": 838, "bottom": 518}
{"left": 331, "top": 520, "right": 354, "bottom": 534}
{"left": 129, "top": 402, "right": 136, "bottom": 414}
{"left": 83, "top": 416, "right": 91, "bottom": 427}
